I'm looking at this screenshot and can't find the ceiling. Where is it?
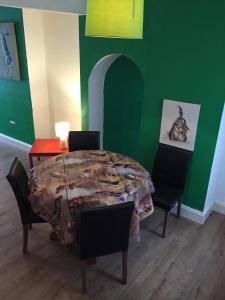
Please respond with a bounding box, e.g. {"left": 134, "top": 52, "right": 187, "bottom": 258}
{"left": 0, "top": 0, "right": 86, "bottom": 14}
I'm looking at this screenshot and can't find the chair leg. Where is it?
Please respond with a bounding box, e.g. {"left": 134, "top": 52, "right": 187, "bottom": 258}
{"left": 122, "top": 251, "right": 128, "bottom": 284}
{"left": 29, "top": 223, "right": 32, "bottom": 230}
{"left": 162, "top": 211, "right": 169, "bottom": 238}
{"left": 177, "top": 200, "right": 182, "bottom": 219}
{"left": 80, "top": 260, "right": 86, "bottom": 294}
{"left": 23, "top": 224, "right": 29, "bottom": 254}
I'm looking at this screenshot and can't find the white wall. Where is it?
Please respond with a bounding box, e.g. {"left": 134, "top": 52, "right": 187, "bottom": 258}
{"left": 23, "top": 9, "right": 81, "bottom": 138}
{"left": 23, "top": 9, "right": 52, "bottom": 138}
{"left": 0, "top": 0, "right": 86, "bottom": 14}
{"left": 88, "top": 54, "right": 120, "bottom": 148}
{"left": 43, "top": 11, "right": 81, "bottom": 134}
{"left": 204, "top": 103, "right": 225, "bottom": 212}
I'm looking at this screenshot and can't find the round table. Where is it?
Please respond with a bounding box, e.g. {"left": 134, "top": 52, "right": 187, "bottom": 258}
{"left": 29, "top": 150, "right": 154, "bottom": 244}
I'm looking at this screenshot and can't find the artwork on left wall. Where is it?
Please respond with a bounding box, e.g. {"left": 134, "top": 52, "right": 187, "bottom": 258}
{"left": 0, "top": 23, "right": 20, "bottom": 81}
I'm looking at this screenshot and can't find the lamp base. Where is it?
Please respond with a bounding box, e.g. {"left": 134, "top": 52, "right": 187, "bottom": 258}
{"left": 60, "top": 138, "right": 68, "bottom": 149}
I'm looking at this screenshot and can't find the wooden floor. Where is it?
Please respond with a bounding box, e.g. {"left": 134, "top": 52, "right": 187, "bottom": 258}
{"left": 1, "top": 137, "right": 225, "bottom": 300}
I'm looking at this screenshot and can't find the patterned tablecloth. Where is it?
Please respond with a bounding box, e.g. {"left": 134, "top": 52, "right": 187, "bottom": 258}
{"left": 29, "top": 150, "right": 154, "bottom": 244}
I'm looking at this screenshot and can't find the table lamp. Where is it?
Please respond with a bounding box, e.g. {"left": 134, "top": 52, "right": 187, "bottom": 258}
{"left": 55, "top": 122, "right": 70, "bottom": 149}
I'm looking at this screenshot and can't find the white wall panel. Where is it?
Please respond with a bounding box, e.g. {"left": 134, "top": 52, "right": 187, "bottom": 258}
{"left": 204, "top": 103, "right": 225, "bottom": 212}
{"left": 43, "top": 11, "right": 81, "bottom": 134}
{"left": 23, "top": 9, "right": 81, "bottom": 138}
{"left": 23, "top": 9, "right": 52, "bottom": 138}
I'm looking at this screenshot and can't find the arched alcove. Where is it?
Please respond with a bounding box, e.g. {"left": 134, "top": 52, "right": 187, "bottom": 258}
{"left": 88, "top": 54, "right": 121, "bottom": 148}
{"left": 104, "top": 55, "right": 144, "bottom": 160}
{"left": 88, "top": 54, "right": 144, "bottom": 160}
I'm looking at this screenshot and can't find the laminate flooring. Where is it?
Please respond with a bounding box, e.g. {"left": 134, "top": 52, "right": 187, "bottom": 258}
{"left": 1, "top": 137, "right": 225, "bottom": 300}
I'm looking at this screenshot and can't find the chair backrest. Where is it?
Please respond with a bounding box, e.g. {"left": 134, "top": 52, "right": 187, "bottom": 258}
{"left": 6, "top": 157, "right": 31, "bottom": 224}
{"left": 78, "top": 201, "right": 135, "bottom": 260}
{"left": 68, "top": 131, "right": 100, "bottom": 152}
{"left": 152, "top": 143, "right": 192, "bottom": 189}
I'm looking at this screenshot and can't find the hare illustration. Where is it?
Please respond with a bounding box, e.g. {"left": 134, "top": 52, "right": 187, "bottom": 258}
{"left": 168, "top": 105, "right": 189, "bottom": 142}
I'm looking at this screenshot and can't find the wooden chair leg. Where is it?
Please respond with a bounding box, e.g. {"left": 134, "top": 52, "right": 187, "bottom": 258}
{"left": 162, "top": 211, "right": 169, "bottom": 238}
{"left": 23, "top": 224, "right": 29, "bottom": 254}
{"left": 80, "top": 260, "right": 86, "bottom": 294}
{"left": 177, "top": 200, "right": 182, "bottom": 219}
{"left": 29, "top": 223, "right": 32, "bottom": 230}
{"left": 122, "top": 251, "right": 127, "bottom": 284}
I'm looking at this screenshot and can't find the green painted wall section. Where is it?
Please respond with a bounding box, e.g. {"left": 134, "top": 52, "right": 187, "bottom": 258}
{"left": 0, "top": 7, "right": 34, "bottom": 144}
{"left": 79, "top": 0, "right": 225, "bottom": 211}
{"left": 104, "top": 55, "right": 144, "bottom": 160}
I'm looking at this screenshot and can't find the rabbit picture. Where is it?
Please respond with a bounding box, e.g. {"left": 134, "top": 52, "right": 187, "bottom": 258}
{"left": 168, "top": 105, "right": 189, "bottom": 142}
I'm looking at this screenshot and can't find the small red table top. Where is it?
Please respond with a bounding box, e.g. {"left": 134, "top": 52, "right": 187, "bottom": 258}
{"left": 29, "top": 139, "right": 68, "bottom": 156}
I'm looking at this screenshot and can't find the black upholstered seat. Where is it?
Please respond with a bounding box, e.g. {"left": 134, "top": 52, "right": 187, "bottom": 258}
{"left": 68, "top": 131, "right": 100, "bottom": 152}
{"left": 77, "top": 201, "right": 134, "bottom": 294}
{"left": 6, "top": 157, "right": 46, "bottom": 253}
{"left": 152, "top": 143, "right": 192, "bottom": 237}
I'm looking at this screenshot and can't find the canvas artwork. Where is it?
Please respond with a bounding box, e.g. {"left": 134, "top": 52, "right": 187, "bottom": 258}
{"left": 0, "top": 23, "right": 20, "bottom": 81}
{"left": 159, "top": 99, "right": 201, "bottom": 151}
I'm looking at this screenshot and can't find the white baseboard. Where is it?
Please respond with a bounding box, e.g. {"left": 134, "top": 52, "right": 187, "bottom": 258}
{"left": 0, "top": 133, "right": 31, "bottom": 151}
{"left": 171, "top": 203, "right": 213, "bottom": 225}
{"left": 213, "top": 201, "right": 225, "bottom": 215}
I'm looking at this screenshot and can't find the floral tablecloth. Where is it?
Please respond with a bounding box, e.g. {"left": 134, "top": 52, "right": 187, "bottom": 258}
{"left": 29, "top": 150, "right": 154, "bottom": 244}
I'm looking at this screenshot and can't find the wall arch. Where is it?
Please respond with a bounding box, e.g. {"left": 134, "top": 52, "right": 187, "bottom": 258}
{"left": 88, "top": 54, "right": 144, "bottom": 160}
{"left": 103, "top": 55, "right": 144, "bottom": 160}
{"left": 88, "top": 54, "right": 121, "bottom": 148}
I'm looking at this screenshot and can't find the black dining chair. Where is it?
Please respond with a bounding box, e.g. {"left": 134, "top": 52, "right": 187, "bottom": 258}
{"left": 6, "top": 157, "right": 46, "bottom": 254}
{"left": 68, "top": 131, "right": 100, "bottom": 152}
{"left": 151, "top": 143, "right": 192, "bottom": 238}
{"left": 76, "top": 201, "right": 135, "bottom": 294}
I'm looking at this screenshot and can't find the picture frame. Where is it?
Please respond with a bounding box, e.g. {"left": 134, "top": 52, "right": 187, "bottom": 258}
{"left": 0, "top": 23, "right": 20, "bottom": 81}
{"left": 159, "top": 99, "right": 201, "bottom": 151}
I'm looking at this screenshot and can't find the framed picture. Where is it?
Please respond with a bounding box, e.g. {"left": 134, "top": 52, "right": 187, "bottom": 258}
{"left": 159, "top": 99, "right": 201, "bottom": 151}
{"left": 0, "top": 23, "right": 20, "bottom": 81}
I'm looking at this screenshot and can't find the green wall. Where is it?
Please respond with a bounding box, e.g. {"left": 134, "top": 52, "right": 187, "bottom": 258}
{"left": 79, "top": 0, "right": 225, "bottom": 211}
{"left": 104, "top": 55, "right": 144, "bottom": 160}
{"left": 0, "top": 7, "right": 34, "bottom": 144}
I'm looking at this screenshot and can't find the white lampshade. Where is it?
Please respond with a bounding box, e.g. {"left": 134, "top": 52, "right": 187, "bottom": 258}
{"left": 55, "top": 122, "right": 70, "bottom": 138}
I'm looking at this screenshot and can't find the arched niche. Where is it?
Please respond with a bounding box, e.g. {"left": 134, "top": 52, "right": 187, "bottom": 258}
{"left": 88, "top": 54, "right": 144, "bottom": 160}
{"left": 104, "top": 55, "right": 144, "bottom": 160}
{"left": 88, "top": 54, "right": 121, "bottom": 148}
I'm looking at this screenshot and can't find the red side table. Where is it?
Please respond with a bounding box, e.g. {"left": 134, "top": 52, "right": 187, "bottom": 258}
{"left": 29, "top": 139, "right": 68, "bottom": 169}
